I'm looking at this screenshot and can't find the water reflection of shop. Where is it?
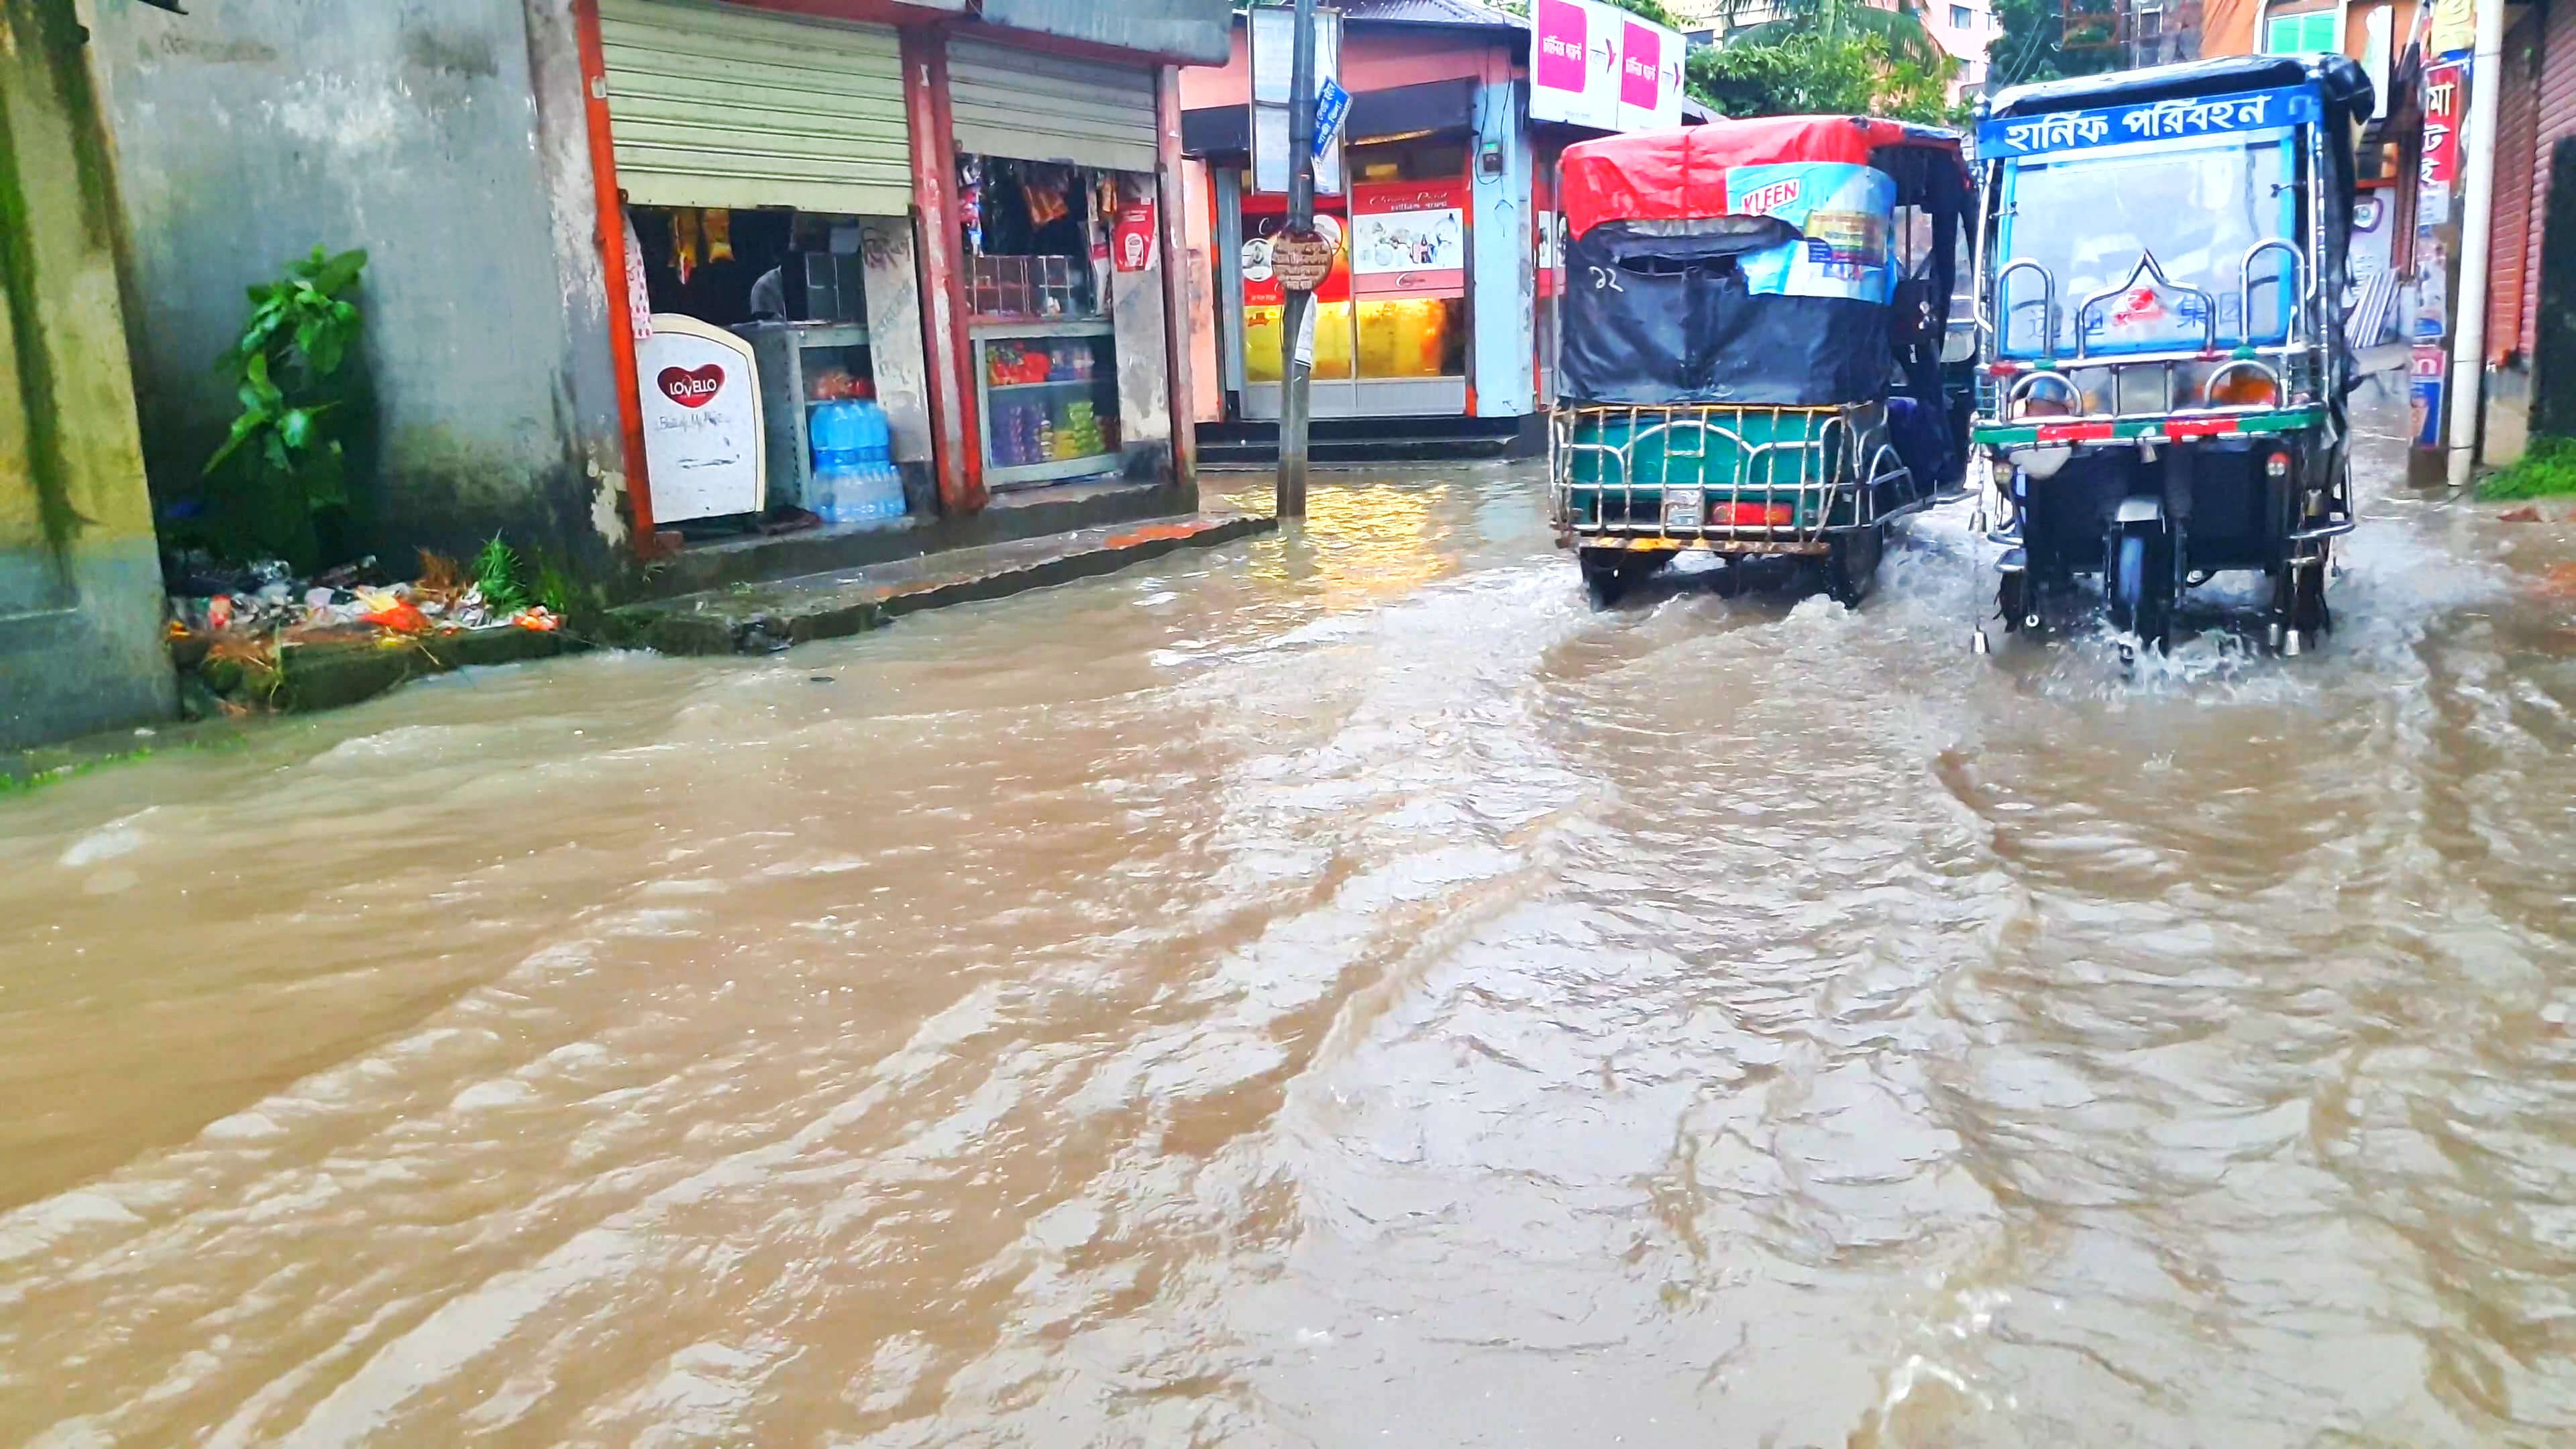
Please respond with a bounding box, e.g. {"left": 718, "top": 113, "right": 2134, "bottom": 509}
{"left": 949, "top": 40, "right": 1173, "bottom": 492}
{"left": 598, "top": 0, "right": 931, "bottom": 533}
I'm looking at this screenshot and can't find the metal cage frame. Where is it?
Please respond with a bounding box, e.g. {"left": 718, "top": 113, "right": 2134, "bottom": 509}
{"left": 1547, "top": 400, "right": 1929, "bottom": 556}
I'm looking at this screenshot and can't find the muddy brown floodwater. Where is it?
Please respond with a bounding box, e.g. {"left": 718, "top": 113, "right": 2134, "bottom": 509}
{"left": 6, "top": 386, "right": 2576, "bottom": 1446}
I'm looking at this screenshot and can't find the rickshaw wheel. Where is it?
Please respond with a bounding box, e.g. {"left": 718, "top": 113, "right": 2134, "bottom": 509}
{"left": 1998, "top": 570, "right": 2032, "bottom": 632}
{"left": 1825, "top": 526, "right": 1884, "bottom": 607}
{"left": 2108, "top": 527, "right": 2174, "bottom": 653}
{"left": 2288, "top": 550, "right": 2332, "bottom": 639}
{"left": 1578, "top": 547, "right": 1660, "bottom": 608}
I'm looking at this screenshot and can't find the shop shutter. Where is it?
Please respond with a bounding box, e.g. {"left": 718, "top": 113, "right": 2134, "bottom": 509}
{"left": 949, "top": 38, "right": 1159, "bottom": 173}
{"left": 2491, "top": 17, "right": 2541, "bottom": 364}
{"left": 598, "top": 0, "right": 912, "bottom": 216}
{"left": 2524, "top": 0, "right": 2576, "bottom": 356}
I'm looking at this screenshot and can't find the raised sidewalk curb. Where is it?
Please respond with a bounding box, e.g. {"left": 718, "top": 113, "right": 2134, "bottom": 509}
{"left": 604, "top": 511, "right": 1277, "bottom": 656}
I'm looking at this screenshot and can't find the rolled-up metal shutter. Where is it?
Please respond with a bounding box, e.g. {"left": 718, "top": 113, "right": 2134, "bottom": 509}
{"left": 598, "top": 0, "right": 912, "bottom": 215}
{"left": 2522, "top": 0, "right": 2576, "bottom": 357}
{"left": 2491, "top": 15, "right": 2541, "bottom": 364}
{"left": 949, "top": 38, "right": 1158, "bottom": 172}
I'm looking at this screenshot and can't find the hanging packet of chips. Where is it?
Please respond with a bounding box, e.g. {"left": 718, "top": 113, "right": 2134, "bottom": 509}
{"left": 1024, "top": 176, "right": 1069, "bottom": 229}
{"left": 702, "top": 207, "right": 734, "bottom": 263}
{"left": 672, "top": 209, "right": 702, "bottom": 284}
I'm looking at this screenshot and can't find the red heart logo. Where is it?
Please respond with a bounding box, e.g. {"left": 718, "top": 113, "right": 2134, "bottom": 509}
{"left": 657, "top": 364, "right": 725, "bottom": 409}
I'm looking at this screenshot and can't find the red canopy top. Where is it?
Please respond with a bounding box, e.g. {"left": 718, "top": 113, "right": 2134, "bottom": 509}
{"left": 1558, "top": 116, "right": 1966, "bottom": 240}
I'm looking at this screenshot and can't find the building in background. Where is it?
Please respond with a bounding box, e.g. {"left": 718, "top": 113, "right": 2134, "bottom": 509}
{"left": 78, "top": 0, "right": 1229, "bottom": 608}
{"left": 2193, "top": 0, "right": 2576, "bottom": 476}
{"left": 1939, "top": 0, "right": 2001, "bottom": 97}
{"left": 1178, "top": 0, "right": 1697, "bottom": 464}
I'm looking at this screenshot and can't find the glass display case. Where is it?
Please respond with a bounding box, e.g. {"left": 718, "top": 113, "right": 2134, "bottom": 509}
{"left": 973, "top": 321, "right": 1120, "bottom": 490}
{"left": 737, "top": 322, "right": 877, "bottom": 513}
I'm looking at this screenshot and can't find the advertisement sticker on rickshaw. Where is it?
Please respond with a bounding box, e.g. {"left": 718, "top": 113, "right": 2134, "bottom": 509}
{"left": 1723, "top": 162, "right": 1896, "bottom": 302}
{"left": 2084, "top": 283, "right": 2213, "bottom": 352}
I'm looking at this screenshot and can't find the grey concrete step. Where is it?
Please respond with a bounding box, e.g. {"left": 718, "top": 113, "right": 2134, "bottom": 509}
{"left": 607, "top": 511, "right": 1276, "bottom": 655}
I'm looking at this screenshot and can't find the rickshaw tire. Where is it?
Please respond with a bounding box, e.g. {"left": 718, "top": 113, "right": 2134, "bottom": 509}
{"left": 2110, "top": 531, "right": 2173, "bottom": 653}
{"left": 2290, "top": 551, "right": 2332, "bottom": 637}
{"left": 1825, "top": 527, "right": 1884, "bottom": 608}
{"left": 1998, "top": 570, "right": 2031, "bottom": 631}
{"left": 1578, "top": 548, "right": 1656, "bottom": 608}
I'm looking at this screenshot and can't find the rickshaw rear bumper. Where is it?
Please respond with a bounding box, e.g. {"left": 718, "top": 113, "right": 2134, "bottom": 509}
{"left": 1557, "top": 529, "right": 1834, "bottom": 557}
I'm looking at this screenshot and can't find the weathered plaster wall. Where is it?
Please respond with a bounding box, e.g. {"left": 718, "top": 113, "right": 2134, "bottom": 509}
{"left": 1468, "top": 77, "right": 1534, "bottom": 419}
{"left": 0, "top": 0, "right": 173, "bottom": 748}
{"left": 83, "top": 0, "right": 628, "bottom": 571}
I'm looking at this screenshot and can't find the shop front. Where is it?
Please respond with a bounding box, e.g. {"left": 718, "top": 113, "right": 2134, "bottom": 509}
{"left": 1237, "top": 163, "right": 1472, "bottom": 421}
{"left": 596, "top": 0, "right": 933, "bottom": 538}
{"left": 1179, "top": 5, "right": 1554, "bottom": 449}
{"left": 949, "top": 38, "right": 1177, "bottom": 490}
{"left": 580, "top": 0, "right": 1216, "bottom": 576}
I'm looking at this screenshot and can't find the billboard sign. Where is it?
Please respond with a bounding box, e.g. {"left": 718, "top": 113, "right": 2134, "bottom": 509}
{"left": 1532, "top": 0, "right": 1681, "bottom": 133}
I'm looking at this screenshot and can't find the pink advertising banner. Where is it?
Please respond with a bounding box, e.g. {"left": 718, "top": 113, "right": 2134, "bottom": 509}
{"left": 1529, "top": 0, "right": 1680, "bottom": 133}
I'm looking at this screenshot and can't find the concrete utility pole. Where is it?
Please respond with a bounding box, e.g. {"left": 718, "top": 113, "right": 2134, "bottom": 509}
{"left": 2446, "top": 0, "right": 2508, "bottom": 490}
{"left": 1277, "top": 0, "right": 1317, "bottom": 518}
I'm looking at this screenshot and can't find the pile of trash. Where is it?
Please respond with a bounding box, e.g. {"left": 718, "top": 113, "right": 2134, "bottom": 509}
{"left": 164, "top": 544, "right": 566, "bottom": 712}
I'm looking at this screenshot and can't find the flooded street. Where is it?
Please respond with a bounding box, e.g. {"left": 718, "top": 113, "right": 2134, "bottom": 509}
{"left": 8, "top": 393, "right": 2576, "bottom": 1446}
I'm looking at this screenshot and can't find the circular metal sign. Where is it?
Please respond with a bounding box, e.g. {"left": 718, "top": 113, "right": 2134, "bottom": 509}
{"left": 1270, "top": 233, "right": 1337, "bottom": 292}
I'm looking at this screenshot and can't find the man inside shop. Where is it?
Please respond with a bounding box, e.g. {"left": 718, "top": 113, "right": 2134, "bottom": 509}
{"left": 747, "top": 239, "right": 807, "bottom": 321}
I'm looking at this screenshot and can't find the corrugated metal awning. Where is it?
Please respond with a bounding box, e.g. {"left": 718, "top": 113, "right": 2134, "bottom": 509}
{"left": 600, "top": 0, "right": 912, "bottom": 216}
{"left": 951, "top": 38, "right": 1159, "bottom": 172}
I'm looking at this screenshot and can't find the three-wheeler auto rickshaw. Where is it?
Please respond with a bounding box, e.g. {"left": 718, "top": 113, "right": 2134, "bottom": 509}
{"left": 1968, "top": 54, "right": 2373, "bottom": 655}
{"left": 1548, "top": 117, "right": 1974, "bottom": 607}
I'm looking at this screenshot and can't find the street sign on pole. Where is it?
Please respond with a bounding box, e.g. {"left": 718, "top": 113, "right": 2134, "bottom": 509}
{"left": 1313, "top": 78, "right": 1350, "bottom": 157}
{"left": 1251, "top": 5, "right": 1342, "bottom": 195}
{"left": 1277, "top": 0, "right": 1318, "bottom": 519}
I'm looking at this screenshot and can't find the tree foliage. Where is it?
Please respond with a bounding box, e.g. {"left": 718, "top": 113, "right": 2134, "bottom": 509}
{"left": 1485, "top": 0, "right": 1684, "bottom": 25}
{"left": 1713, "top": 0, "right": 1949, "bottom": 72}
{"left": 1984, "top": 0, "right": 2125, "bottom": 90}
{"left": 1684, "top": 30, "right": 1959, "bottom": 125}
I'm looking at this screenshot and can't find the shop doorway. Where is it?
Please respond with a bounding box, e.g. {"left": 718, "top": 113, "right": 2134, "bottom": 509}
{"left": 597, "top": 0, "right": 927, "bottom": 538}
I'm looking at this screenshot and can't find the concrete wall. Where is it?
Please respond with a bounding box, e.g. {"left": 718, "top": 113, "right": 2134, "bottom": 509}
{"left": 83, "top": 0, "right": 630, "bottom": 574}
{"left": 0, "top": 0, "right": 174, "bottom": 749}
{"left": 1468, "top": 77, "right": 1534, "bottom": 419}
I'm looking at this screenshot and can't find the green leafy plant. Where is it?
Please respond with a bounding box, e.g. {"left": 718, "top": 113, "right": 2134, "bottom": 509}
{"left": 2483, "top": 435, "right": 2576, "bottom": 500}
{"left": 474, "top": 533, "right": 528, "bottom": 613}
{"left": 533, "top": 559, "right": 578, "bottom": 619}
{"left": 204, "top": 246, "right": 368, "bottom": 570}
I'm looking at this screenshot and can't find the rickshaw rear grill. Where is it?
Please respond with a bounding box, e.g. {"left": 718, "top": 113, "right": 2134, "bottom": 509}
{"left": 1546, "top": 401, "right": 1922, "bottom": 550}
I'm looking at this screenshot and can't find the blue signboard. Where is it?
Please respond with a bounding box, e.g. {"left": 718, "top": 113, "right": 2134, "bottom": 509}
{"left": 1977, "top": 87, "right": 2320, "bottom": 160}
{"left": 1313, "top": 79, "right": 1351, "bottom": 158}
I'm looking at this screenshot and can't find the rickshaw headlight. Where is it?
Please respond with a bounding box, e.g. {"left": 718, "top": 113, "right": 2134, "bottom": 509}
{"left": 2265, "top": 451, "right": 2292, "bottom": 480}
